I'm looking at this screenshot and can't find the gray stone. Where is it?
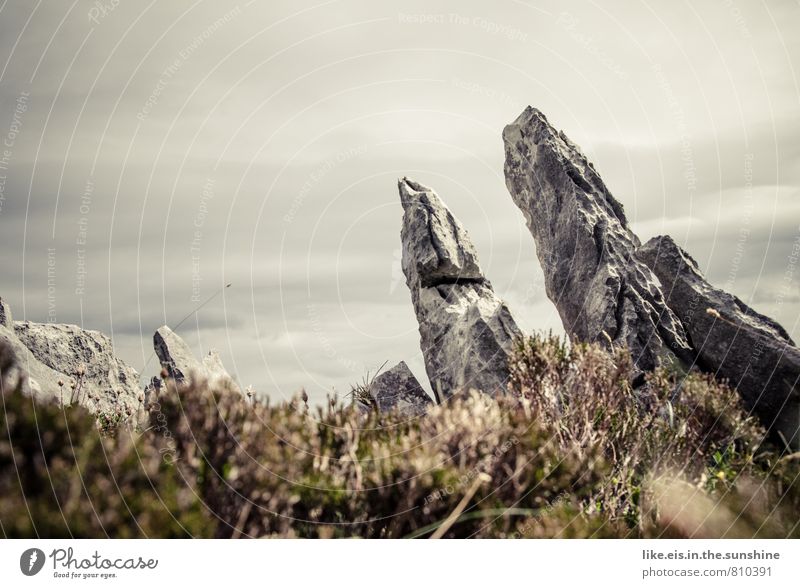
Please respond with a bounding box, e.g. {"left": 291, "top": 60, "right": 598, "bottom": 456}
{"left": 367, "top": 361, "right": 432, "bottom": 416}
{"left": 638, "top": 235, "right": 800, "bottom": 449}
{"left": 502, "top": 106, "right": 693, "bottom": 373}
{"left": 0, "top": 323, "right": 62, "bottom": 399}
{"left": 0, "top": 296, "right": 12, "bottom": 328}
{"left": 0, "top": 296, "right": 142, "bottom": 416}
{"left": 399, "top": 177, "right": 523, "bottom": 399}
{"left": 154, "top": 325, "right": 241, "bottom": 393}
{"left": 13, "top": 320, "right": 141, "bottom": 416}
{"left": 154, "top": 326, "right": 198, "bottom": 381}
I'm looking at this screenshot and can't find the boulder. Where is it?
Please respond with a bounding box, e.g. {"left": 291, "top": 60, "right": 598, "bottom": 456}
{"left": 399, "top": 177, "right": 522, "bottom": 399}
{"left": 502, "top": 106, "right": 693, "bottom": 373}
{"left": 367, "top": 361, "right": 432, "bottom": 416}
{"left": 13, "top": 321, "right": 141, "bottom": 415}
{"left": 0, "top": 296, "right": 12, "bottom": 328}
{"left": 0, "top": 324, "right": 62, "bottom": 399}
{"left": 154, "top": 326, "right": 198, "bottom": 381}
{"left": 0, "top": 296, "right": 141, "bottom": 415}
{"left": 153, "top": 325, "right": 241, "bottom": 393}
{"left": 638, "top": 235, "right": 800, "bottom": 449}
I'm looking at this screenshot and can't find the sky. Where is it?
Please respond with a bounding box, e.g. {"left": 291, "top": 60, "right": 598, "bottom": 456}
{"left": 0, "top": 0, "right": 798, "bottom": 403}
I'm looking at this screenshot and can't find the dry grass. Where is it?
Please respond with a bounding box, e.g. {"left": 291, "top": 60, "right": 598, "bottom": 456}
{"left": 1, "top": 335, "right": 798, "bottom": 538}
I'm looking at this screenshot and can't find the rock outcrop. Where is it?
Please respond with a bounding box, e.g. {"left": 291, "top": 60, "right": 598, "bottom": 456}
{"left": 0, "top": 297, "right": 11, "bottom": 328}
{"left": 0, "top": 296, "right": 141, "bottom": 415}
{"left": 154, "top": 325, "right": 241, "bottom": 393}
{"left": 399, "top": 177, "right": 522, "bottom": 399}
{"left": 502, "top": 106, "right": 799, "bottom": 448}
{"left": 367, "top": 361, "right": 432, "bottom": 416}
{"left": 0, "top": 322, "right": 63, "bottom": 399}
{"left": 502, "top": 107, "right": 693, "bottom": 373}
{"left": 638, "top": 235, "right": 800, "bottom": 449}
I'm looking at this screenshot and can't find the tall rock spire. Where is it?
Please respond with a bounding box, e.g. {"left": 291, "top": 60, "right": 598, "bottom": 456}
{"left": 399, "top": 178, "right": 522, "bottom": 399}
{"left": 502, "top": 107, "right": 693, "bottom": 373}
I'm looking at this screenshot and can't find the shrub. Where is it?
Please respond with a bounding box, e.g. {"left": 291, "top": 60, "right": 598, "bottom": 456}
{"left": 1, "top": 335, "right": 797, "bottom": 538}
{"left": 509, "top": 333, "right": 799, "bottom": 537}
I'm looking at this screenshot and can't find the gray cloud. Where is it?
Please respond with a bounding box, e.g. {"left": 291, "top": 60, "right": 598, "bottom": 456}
{"left": 1, "top": 0, "right": 798, "bottom": 399}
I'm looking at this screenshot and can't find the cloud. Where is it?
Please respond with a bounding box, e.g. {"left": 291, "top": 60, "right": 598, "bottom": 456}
{"left": 1, "top": 0, "right": 799, "bottom": 398}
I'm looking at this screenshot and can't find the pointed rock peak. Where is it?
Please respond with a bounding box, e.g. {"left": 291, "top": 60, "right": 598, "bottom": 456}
{"left": 507, "top": 105, "right": 550, "bottom": 129}
{"left": 154, "top": 326, "right": 196, "bottom": 381}
{"left": 398, "top": 176, "right": 433, "bottom": 201}
{"left": 638, "top": 234, "right": 799, "bottom": 448}
{"left": 153, "top": 325, "right": 242, "bottom": 394}
{"left": 368, "top": 361, "right": 432, "bottom": 417}
{"left": 637, "top": 235, "right": 703, "bottom": 277}
{"left": 503, "top": 107, "right": 629, "bottom": 229}
{"left": 154, "top": 325, "right": 183, "bottom": 344}
{"left": 202, "top": 349, "right": 228, "bottom": 373}
{"left": 398, "top": 179, "right": 523, "bottom": 399}
{"left": 503, "top": 106, "right": 693, "bottom": 372}
{"left": 399, "top": 176, "right": 484, "bottom": 289}
{"left": 640, "top": 235, "right": 794, "bottom": 345}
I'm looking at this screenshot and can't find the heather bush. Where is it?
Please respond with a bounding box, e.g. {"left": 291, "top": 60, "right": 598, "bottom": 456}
{"left": 0, "top": 383, "right": 213, "bottom": 538}
{"left": 1, "top": 335, "right": 798, "bottom": 538}
{"left": 509, "top": 333, "right": 799, "bottom": 537}
{"left": 145, "top": 379, "right": 606, "bottom": 538}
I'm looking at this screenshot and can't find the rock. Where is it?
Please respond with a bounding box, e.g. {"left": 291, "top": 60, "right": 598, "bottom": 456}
{"left": 638, "top": 235, "right": 800, "bottom": 449}
{"left": 0, "top": 299, "right": 32, "bottom": 395}
{"left": 154, "top": 326, "right": 198, "bottom": 381}
{"left": 153, "top": 326, "right": 241, "bottom": 393}
{"left": 0, "top": 336, "right": 17, "bottom": 384}
{"left": 367, "top": 361, "right": 432, "bottom": 416}
{"left": 143, "top": 376, "right": 162, "bottom": 406}
{"left": 502, "top": 106, "right": 693, "bottom": 373}
{"left": 0, "top": 297, "right": 141, "bottom": 416}
{"left": 13, "top": 321, "right": 141, "bottom": 416}
{"left": 202, "top": 349, "right": 233, "bottom": 383}
{"left": 0, "top": 323, "right": 62, "bottom": 399}
{"left": 399, "top": 177, "right": 523, "bottom": 399}
{"left": 0, "top": 296, "right": 12, "bottom": 328}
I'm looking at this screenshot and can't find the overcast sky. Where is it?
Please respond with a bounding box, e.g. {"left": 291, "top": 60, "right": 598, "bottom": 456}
{"left": 1, "top": 0, "right": 798, "bottom": 403}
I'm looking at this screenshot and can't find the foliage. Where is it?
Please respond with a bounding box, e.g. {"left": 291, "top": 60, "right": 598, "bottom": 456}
{"left": 1, "top": 335, "right": 798, "bottom": 538}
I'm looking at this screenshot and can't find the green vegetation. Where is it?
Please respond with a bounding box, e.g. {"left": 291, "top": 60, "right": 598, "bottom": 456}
{"left": 1, "top": 334, "right": 798, "bottom": 538}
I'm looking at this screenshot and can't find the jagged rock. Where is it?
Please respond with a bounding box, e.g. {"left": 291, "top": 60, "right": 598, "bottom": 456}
{"left": 367, "top": 361, "right": 432, "bottom": 416}
{"left": 638, "top": 235, "right": 800, "bottom": 449}
{"left": 0, "top": 297, "right": 141, "bottom": 416}
{"left": 13, "top": 321, "right": 141, "bottom": 415}
{"left": 0, "top": 324, "right": 62, "bottom": 399}
{"left": 0, "top": 297, "right": 12, "bottom": 328}
{"left": 502, "top": 106, "right": 693, "bottom": 373}
{"left": 143, "top": 376, "right": 162, "bottom": 406}
{"left": 154, "top": 326, "right": 197, "bottom": 381}
{"left": 1, "top": 299, "right": 41, "bottom": 394}
{"left": 202, "top": 349, "right": 232, "bottom": 382}
{"left": 399, "top": 177, "right": 522, "bottom": 399}
{"left": 153, "top": 325, "right": 241, "bottom": 393}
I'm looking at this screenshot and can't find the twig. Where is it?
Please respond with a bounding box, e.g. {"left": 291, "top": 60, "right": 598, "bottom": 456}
{"left": 430, "top": 473, "right": 491, "bottom": 539}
